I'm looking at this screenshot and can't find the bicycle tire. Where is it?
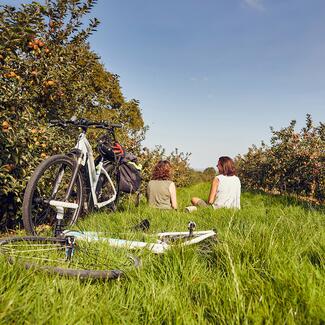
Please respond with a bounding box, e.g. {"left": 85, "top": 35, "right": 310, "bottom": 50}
{"left": 22, "top": 154, "right": 85, "bottom": 236}
{"left": 0, "top": 236, "right": 141, "bottom": 280}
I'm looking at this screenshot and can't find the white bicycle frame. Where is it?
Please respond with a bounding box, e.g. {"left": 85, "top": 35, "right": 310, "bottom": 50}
{"left": 63, "top": 229, "right": 217, "bottom": 254}
{"left": 49, "top": 132, "right": 117, "bottom": 220}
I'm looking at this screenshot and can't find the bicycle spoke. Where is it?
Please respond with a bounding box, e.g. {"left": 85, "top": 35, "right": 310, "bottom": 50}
{"left": 33, "top": 206, "right": 53, "bottom": 226}
{"left": 0, "top": 237, "right": 140, "bottom": 280}
{"left": 50, "top": 165, "right": 66, "bottom": 199}
{"left": 23, "top": 155, "right": 84, "bottom": 235}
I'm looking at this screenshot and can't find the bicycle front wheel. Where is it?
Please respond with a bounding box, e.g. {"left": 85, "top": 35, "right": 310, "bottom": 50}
{"left": 0, "top": 236, "right": 140, "bottom": 280}
{"left": 22, "top": 154, "right": 85, "bottom": 236}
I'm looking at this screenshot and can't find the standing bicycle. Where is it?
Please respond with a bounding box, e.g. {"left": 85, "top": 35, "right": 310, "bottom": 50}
{"left": 22, "top": 117, "right": 141, "bottom": 236}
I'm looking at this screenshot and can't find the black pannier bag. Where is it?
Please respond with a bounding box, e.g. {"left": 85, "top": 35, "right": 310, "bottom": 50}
{"left": 119, "top": 153, "right": 142, "bottom": 194}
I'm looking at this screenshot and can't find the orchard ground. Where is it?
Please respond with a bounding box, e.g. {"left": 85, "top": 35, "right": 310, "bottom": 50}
{"left": 0, "top": 182, "right": 324, "bottom": 324}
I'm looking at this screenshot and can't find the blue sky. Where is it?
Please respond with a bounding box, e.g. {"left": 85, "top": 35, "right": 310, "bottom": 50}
{"left": 8, "top": 0, "right": 325, "bottom": 169}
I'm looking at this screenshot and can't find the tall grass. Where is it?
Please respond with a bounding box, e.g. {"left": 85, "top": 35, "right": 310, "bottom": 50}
{"left": 0, "top": 183, "right": 324, "bottom": 324}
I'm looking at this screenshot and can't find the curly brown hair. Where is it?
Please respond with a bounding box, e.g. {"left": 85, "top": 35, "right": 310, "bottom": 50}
{"left": 152, "top": 160, "right": 172, "bottom": 180}
{"left": 217, "top": 156, "right": 236, "bottom": 176}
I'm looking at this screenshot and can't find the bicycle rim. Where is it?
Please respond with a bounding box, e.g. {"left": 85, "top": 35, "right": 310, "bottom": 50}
{"left": 0, "top": 236, "right": 140, "bottom": 280}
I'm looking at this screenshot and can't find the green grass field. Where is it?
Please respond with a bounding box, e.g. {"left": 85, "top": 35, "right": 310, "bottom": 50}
{"left": 0, "top": 183, "right": 324, "bottom": 324}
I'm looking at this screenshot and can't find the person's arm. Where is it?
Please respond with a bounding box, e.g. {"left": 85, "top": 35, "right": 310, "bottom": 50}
{"left": 169, "top": 182, "right": 178, "bottom": 210}
{"left": 207, "top": 177, "right": 219, "bottom": 204}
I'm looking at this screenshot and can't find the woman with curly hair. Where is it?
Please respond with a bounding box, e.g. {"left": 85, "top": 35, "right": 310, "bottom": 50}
{"left": 147, "top": 160, "right": 177, "bottom": 210}
{"left": 190, "top": 156, "right": 241, "bottom": 210}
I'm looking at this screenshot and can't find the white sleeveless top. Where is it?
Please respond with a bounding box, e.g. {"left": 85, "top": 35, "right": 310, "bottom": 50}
{"left": 213, "top": 175, "right": 241, "bottom": 209}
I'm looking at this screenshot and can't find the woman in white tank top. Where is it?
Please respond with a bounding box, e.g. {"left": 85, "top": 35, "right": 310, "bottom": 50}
{"left": 190, "top": 156, "right": 241, "bottom": 209}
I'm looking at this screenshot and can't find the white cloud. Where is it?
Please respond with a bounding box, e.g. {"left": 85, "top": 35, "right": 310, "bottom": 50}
{"left": 244, "top": 0, "right": 265, "bottom": 11}
{"left": 189, "top": 77, "right": 209, "bottom": 82}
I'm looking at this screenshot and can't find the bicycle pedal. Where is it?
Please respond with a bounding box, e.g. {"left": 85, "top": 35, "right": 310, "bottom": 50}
{"left": 133, "top": 219, "right": 150, "bottom": 231}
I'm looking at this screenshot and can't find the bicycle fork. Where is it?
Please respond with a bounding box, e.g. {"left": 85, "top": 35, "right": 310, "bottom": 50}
{"left": 52, "top": 155, "right": 83, "bottom": 236}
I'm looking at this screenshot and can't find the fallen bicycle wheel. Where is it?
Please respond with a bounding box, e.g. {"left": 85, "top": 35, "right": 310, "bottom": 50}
{"left": 0, "top": 236, "right": 141, "bottom": 280}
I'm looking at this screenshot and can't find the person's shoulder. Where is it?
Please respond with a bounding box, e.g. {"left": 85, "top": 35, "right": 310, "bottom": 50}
{"left": 147, "top": 180, "right": 156, "bottom": 187}
{"left": 166, "top": 180, "right": 174, "bottom": 187}
{"left": 150, "top": 179, "right": 173, "bottom": 186}
{"left": 217, "top": 175, "right": 239, "bottom": 182}
{"left": 232, "top": 175, "right": 241, "bottom": 185}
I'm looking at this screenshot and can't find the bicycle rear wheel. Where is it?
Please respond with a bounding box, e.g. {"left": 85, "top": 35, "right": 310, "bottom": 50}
{"left": 0, "top": 236, "right": 140, "bottom": 280}
{"left": 22, "top": 154, "right": 85, "bottom": 236}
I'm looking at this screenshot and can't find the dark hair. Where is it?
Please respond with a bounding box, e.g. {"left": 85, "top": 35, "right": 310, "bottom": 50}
{"left": 218, "top": 156, "right": 236, "bottom": 176}
{"left": 152, "top": 160, "right": 172, "bottom": 180}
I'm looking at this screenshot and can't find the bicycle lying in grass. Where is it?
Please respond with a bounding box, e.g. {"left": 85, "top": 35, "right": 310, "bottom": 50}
{"left": 22, "top": 117, "right": 141, "bottom": 237}
{"left": 0, "top": 221, "right": 217, "bottom": 280}
{"left": 10, "top": 118, "right": 216, "bottom": 280}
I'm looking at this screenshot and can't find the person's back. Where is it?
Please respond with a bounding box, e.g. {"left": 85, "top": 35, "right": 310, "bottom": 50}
{"left": 190, "top": 156, "right": 241, "bottom": 211}
{"left": 146, "top": 160, "right": 177, "bottom": 210}
{"left": 214, "top": 174, "right": 241, "bottom": 209}
{"left": 147, "top": 180, "right": 173, "bottom": 209}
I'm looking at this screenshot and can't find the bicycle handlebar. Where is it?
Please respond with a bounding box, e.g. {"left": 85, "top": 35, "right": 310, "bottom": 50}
{"left": 49, "top": 118, "right": 122, "bottom": 130}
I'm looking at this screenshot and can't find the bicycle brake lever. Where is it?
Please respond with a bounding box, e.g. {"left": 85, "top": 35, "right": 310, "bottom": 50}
{"left": 49, "top": 120, "right": 66, "bottom": 128}
{"left": 78, "top": 118, "right": 88, "bottom": 126}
